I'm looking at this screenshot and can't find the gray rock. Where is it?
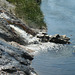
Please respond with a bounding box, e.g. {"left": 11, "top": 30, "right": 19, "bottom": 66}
{"left": 50, "top": 34, "right": 70, "bottom": 44}
{"left": 0, "top": 7, "right": 37, "bottom": 75}
{"left": 37, "top": 33, "right": 70, "bottom": 44}
{"left": 0, "top": 40, "right": 37, "bottom": 75}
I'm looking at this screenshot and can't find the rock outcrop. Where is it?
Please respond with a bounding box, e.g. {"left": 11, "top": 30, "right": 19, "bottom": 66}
{"left": 0, "top": 7, "right": 37, "bottom": 75}
{"left": 0, "top": 7, "right": 37, "bottom": 36}
{"left": 0, "top": 40, "right": 36, "bottom": 75}
{"left": 50, "top": 34, "right": 70, "bottom": 44}
{"left": 37, "top": 33, "right": 70, "bottom": 44}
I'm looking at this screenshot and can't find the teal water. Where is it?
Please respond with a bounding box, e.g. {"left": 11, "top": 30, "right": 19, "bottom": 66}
{"left": 32, "top": 0, "right": 75, "bottom": 75}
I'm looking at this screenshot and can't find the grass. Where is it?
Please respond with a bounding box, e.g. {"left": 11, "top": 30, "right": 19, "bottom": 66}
{"left": 6, "top": 0, "right": 46, "bottom": 29}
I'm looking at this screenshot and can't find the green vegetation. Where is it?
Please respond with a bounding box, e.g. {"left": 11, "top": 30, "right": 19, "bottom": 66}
{"left": 7, "top": 0, "right": 46, "bottom": 29}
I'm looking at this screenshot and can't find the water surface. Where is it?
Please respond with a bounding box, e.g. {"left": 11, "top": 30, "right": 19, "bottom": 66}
{"left": 32, "top": 0, "right": 75, "bottom": 75}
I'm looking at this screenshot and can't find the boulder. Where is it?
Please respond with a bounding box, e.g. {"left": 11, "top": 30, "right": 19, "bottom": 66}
{"left": 50, "top": 34, "right": 70, "bottom": 44}
{"left": 37, "top": 33, "right": 70, "bottom": 44}
{"left": 37, "top": 33, "right": 50, "bottom": 42}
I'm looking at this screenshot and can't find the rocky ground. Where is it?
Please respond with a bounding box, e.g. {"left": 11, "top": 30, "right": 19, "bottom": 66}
{"left": 0, "top": 7, "right": 38, "bottom": 75}
{"left": 0, "top": 39, "right": 36, "bottom": 75}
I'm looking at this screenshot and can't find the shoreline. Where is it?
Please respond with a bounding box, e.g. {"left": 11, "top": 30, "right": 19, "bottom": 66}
{"left": 0, "top": 0, "right": 71, "bottom": 75}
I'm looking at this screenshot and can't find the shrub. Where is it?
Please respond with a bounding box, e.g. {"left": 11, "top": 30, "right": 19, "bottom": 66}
{"left": 7, "top": 0, "right": 46, "bottom": 28}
